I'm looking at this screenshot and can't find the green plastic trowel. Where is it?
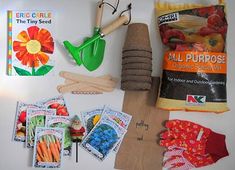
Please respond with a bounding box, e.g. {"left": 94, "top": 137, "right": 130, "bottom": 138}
{"left": 82, "top": 2, "right": 106, "bottom": 71}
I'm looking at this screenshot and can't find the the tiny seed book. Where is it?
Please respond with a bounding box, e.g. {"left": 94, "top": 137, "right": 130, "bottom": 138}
{"left": 7, "top": 11, "right": 55, "bottom": 76}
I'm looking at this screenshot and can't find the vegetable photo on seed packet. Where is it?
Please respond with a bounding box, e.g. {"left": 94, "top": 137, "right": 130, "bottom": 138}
{"left": 81, "top": 106, "right": 105, "bottom": 135}
{"left": 102, "top": 106, "right": 132, "bottom": 129}
{"left": 81, "top": 115, "right": 127, "bottom": 161}
{"left": 37, "top": 95, "right": 69, "bottom": 116}
{"left": 26, "top": 109, "right": 56, "bottom": 148}
{"left": 45, "top": 115, "right": 72, "bottom": 156}
{"left": 32, "top": 127, "right": 64, "bottom": 168}
{"left": 13, "top": 102, "right": 45, "bottom": 142}
{"left": 102, "top": 106, "right": 132, "bottom": 153}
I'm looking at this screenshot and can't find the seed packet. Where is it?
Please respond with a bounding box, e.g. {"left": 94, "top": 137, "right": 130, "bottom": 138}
{"left": 32, "top": 127, "right": 64, "bottom": 168}
{"left": 102, "top": 106, "right": 132, "bottom": 152}
{"left": 81, "top": 115, "right": 127, "bottom": 161}
{"left": 13, "top": 102, "right": 44, "bottom": 142}
{"left": 81, "top": 106, "right": 105, "bottom": 135}
{"left": 45, "top": 115, "right": 72, "bottom": 156}
{"left": 37, "top": 95, "right": 69, "bottom": 116}
{"left": 26, "top": 108, "right": 56, "bottom": 148}
{"left": 102, "top": 106, "right": 132, "bottom": 129}
{"left": 7, "top": 10, "right": 55, "bottom": 76}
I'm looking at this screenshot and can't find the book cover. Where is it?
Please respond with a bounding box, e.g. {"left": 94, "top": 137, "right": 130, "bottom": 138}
{"left": 7, "top": 11, "right": 55, "bottom": 76}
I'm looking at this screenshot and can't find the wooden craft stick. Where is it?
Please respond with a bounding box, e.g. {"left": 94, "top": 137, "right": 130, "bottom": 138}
{"left": 57, "top": 82, "right": 114, "bottom": 94}
{"left": 59, "top": 71, "right": 116, "bottom": 88}
{"left": 57, "top": 83, "right": 102, "bottom": 94}
{"left": 64, "top": 75, "right": 114, "bottom": 85}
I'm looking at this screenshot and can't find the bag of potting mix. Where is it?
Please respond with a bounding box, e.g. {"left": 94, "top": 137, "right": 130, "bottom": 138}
{"left": 155, "top": 0, "right": 229, "bottom": 113}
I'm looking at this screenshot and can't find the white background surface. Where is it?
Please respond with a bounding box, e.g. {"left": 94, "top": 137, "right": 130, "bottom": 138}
{"left": 0, "top": 0, "right": 234, "bottom": 170}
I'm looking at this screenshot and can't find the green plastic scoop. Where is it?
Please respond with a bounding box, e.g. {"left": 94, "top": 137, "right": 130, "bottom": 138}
{"left": 63, "top": 15, "right": 128, "bottom": 71}
{"left": 82, "top": 2, "right": 106, "bottom": 71}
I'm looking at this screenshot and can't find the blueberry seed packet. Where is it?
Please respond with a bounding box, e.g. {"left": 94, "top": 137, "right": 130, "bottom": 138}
{"left": 81, "top": 115, "right": 127, "bottom": 161}
{"left": 102, "top": 106, "right": 132, "bottom": 152}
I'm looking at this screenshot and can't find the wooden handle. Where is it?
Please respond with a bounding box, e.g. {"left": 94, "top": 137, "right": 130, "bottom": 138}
{"left": 95, "top": 1, "right": 104, "bottom": 28}
{"left": 59, "top": 71, "right": 116, "bottom": 88}
{"left": 101, "top": 15, "right": 128, "bottom": 36}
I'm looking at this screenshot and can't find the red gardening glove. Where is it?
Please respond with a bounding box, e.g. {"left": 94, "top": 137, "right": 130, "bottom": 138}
{"left": 163, "top": 146, "right": 214, "bottom": 170}
{"left": 160, "top": 120, "right": 229, "bottom": 162}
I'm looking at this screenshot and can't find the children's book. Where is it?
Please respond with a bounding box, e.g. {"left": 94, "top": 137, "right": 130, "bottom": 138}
{"left": 7, "top": 10, "right": 55, "bottom": 76}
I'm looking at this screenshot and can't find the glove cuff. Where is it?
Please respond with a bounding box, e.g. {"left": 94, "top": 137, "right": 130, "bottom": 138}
{"left": 205, "top": 131, "right": 229, "bottom": 162}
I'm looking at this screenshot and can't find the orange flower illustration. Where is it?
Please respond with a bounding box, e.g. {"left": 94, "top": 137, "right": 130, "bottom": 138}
{"left": 13, "top": 26, "right": 54, "bottom": 68}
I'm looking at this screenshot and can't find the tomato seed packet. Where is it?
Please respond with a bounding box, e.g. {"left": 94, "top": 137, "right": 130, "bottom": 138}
{"left": 26, "top": 109, "right": 56, "bottom": 148}
{"left": 32, "top": 127, "right": 64, "bottom": 168}
{"left": 13, "top": 102, "right": 44, "bottom": 142}
{"left": 37, "top": 95, "right": 69, "bottom": 116}
{"left": 81, "top": 115, "right": 127, "bottom": 161}
{"left": 45, "top": 115, "right": 72, "bottom": 156}
{"left": 81, "top": 106, "right": 105, "bottom": 135}
{"left": 102, "top": 106, "right": 132, "bottom": 152}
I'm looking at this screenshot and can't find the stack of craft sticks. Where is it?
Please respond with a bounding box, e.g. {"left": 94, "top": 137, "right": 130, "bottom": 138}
{"left": 57, "top": 71, "right": 117, "bottom": 94}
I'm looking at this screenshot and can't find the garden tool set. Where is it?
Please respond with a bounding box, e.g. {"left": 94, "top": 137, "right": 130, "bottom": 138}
{"left": 63, "top": 1, "right": 131, "bottom": 71}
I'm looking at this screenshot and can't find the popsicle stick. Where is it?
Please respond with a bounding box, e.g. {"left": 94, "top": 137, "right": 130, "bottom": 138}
{"left": 57, "top": 83, "right": 103, "bottom": 94}
{"left": 57, "top": 82, "right": 114, "bottom": 94}
{"left": 64, "top": 75, "right": 113, "bottom": 84}
{"left": 59, "top": 71, "right": 116, "bottom": 88}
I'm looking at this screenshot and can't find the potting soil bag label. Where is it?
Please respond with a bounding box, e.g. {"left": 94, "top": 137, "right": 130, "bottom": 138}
{"left": 155, "top": 2, "right": 229, "bottom": 113}
{"left": 7, "top": 10, "right": 55, "bottom": 76}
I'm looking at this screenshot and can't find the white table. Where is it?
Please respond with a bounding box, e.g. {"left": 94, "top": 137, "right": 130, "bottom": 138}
{"left": 0, "top": 0, "right": 234, "bottom": 170}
